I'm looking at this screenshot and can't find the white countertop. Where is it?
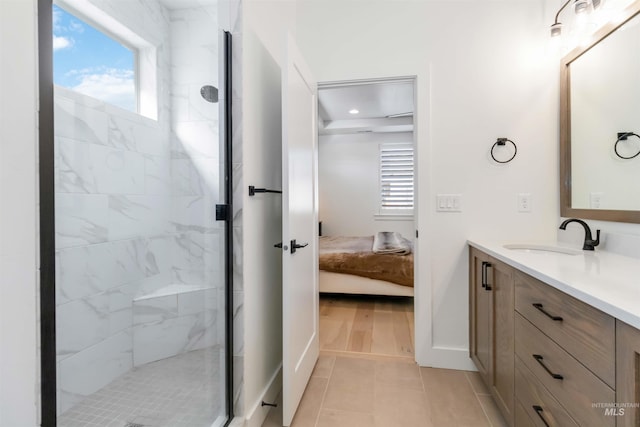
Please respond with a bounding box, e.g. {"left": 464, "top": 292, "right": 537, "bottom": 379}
{"left": 468, "top": 239, "right": 640, "bottom": 330}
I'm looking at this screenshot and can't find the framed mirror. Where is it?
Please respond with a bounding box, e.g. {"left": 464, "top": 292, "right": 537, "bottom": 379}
{"left": 561, "top": 0, "right": 640, "bottom": 223}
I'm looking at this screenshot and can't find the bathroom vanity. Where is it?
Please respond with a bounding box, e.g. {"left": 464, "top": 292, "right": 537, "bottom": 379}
{"left": 468, "top": 241, "right": 640, "bottom": 427}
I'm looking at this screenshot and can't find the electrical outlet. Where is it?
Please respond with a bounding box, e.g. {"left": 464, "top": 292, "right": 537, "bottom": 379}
{"left": 590, "top": 192, "right": 604, "bottom": 209}
{"left": 518, "top": 193, "right": 532, "bottom": 212}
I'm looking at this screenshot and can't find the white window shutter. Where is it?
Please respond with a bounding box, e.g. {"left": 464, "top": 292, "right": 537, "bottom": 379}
{"left": 380, "top": 143, "right": 414, "bottom": 210}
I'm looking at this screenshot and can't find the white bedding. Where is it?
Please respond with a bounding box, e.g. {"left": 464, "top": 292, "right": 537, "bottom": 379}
{"left": 319, "top": 271, "right": 414, "bottom": 297}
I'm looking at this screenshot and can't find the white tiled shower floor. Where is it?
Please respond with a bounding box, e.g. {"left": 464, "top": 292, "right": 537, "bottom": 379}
{"left": 57, "top": 348, "right": 224, "bottom": 427}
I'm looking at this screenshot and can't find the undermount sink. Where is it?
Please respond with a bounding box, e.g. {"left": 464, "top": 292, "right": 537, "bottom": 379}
{"left": 503, "top": 244, "right": 582, "bottom": 256}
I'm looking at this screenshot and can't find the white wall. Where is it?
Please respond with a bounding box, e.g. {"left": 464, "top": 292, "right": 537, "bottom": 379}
{"left": 240, "top": 0, "right": 297, "bottom": 425}
{"left": 319, "top": 132, "right": 414, "bottom": 238}
{"left": 0, "top": 0, "right": 40, "bottom": 425}
{"left": 297, "top": 0, "right": 560, "bottom": 369}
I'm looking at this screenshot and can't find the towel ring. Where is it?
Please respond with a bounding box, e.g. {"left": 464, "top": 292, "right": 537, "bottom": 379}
{"left": 491, "top": 138, "right": 517, "bottom": 164}
{"left": 614, "top": 132, "right": 640, "bottom": 160}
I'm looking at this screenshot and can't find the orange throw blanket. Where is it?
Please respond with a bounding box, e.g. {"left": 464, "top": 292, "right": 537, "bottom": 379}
{"left": 319, "top": 236, "right": 414, "bottom": 287}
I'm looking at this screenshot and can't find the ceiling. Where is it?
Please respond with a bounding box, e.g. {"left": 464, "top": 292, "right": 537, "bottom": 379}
{"left": 158, "top": 0, "right": 217, "bottom": 10}
{"left": 318, "top": 81, "right": 414, "bottom": 122}
{"left": 318, "top": 80, "right": 415, "bottom": 135}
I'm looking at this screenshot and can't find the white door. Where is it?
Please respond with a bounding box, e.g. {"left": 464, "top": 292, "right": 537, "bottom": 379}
{"left": 281, "top": 35, "right": 319, "bottom": 427}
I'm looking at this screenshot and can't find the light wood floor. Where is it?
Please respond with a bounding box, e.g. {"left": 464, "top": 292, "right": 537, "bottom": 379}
{"left": 262, "top": 353, "right": 508, "bottom": 427}
{"left": 319, "top": 294, "right": 414, "bottom": 358}
{"left": 262, "top": 294, "right": 508, "bottom": 427}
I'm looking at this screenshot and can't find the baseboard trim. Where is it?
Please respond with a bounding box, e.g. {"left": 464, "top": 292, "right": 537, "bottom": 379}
{"left": 228, "top": 417, "right": 247, "bottom": 427}
{"left": 245, "top": 364, "right": 283, "bottom": 427}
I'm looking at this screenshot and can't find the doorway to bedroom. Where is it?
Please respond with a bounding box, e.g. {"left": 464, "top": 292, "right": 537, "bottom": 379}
{"left": 316, "top": 77, "right": 416, "bottom": 359}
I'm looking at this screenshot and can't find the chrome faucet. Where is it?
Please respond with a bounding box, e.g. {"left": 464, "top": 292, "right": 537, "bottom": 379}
{"left": 559, "top": 218, "right": 600, "bottom": 251}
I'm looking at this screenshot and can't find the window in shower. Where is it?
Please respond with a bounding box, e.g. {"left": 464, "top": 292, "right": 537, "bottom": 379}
{"left": 52, "top": 4, "right": 138, "bottom": 113}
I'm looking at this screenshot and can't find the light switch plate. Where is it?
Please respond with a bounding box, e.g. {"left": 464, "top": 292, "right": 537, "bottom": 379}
{"left": 437, "top": 194, "right": 462, "bottom": 212}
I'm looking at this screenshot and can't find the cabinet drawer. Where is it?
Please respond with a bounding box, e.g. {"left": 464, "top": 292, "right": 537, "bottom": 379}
{"left": 515, "top": 357, "right": 579, "bottom": 427}
{"left": 515, "top": 399, "right": 537, "bottom": 427}
{"left": 515, "top": 313, "right": 615, "bottom": 427}
{"left": 514, "top": 271, "right": 615, "bottom": 387}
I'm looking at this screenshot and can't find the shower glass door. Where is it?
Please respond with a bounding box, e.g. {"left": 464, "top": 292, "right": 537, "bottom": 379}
{"left": 51, "top": 1, "right": 229, "bottom": 426}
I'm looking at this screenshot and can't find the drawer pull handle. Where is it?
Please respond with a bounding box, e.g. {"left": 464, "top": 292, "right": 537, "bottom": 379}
{"left": 482, "top": 261, "right": 492, "bottom": 291}
{"left": 532, "top": 405, "right": 551, "bottom": 427}
{"left": 481, "top": 261, "right": 487, "bottom": 288}
{"left": 533, "top": 354, "right": 564, "bottom": 380}
{"left": 532, "top": 303, "right": 563, "bottom": 321}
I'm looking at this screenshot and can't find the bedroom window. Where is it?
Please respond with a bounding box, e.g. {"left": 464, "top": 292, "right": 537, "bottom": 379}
{"left": 379, "top": 142, "right": 414, "bottom": 214}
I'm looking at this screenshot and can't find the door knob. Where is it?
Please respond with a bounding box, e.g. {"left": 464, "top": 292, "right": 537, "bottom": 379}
{"left": 290, "top": 239, "right": 308, "bottom": 254}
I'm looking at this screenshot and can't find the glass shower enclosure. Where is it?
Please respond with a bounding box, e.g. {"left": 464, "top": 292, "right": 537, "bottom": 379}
{"left": 45, "top": 0, "right": 231, "bottom": 425}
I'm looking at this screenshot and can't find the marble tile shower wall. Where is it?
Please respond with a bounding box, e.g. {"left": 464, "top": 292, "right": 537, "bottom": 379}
{"left": 54, "top": 87, "right": 173, "bottom": 414}
{"left": 228, "top": 0, "right": 245, "bottom": 416}
{"left": 168, "top": 5, "right": 222, "bottom": 290}
{"left": 53, "top": 0, "right": 225, "bottom": 415}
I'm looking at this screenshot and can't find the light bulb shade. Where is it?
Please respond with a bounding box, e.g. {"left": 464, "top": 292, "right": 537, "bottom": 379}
{"left": 550, "top": 22, "right": 563, "bottom": 37}
{"left": 574, "top": 0, "right": 589, "bottom": 14}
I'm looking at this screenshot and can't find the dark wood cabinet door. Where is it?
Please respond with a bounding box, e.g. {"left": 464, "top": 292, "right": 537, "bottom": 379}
{"left": 490, "top": 258, "right": 515, "bottom": 425}
{"left": 469, "top": 247, "right": 491, "bottom": 385}
{"left": 616, "top": 320, "right": 640, "bottom": 427}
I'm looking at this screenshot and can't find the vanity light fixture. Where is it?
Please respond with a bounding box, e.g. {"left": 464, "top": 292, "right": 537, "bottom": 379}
{"left": 550, "top": 0, "right": 572, "bottom": 37}
{"left": 575, "top": 0, "right": 589, "bottom": 14}
{"left": 349, "top": 108, "right": 359, "bottom": 115}
{"left": 550, "top": 0, "right": 602, "bottom": 37}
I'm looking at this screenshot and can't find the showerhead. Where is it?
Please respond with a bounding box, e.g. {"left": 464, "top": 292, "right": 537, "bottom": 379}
{"left": 200, "top": 85, "right": 219, "bottom": 103}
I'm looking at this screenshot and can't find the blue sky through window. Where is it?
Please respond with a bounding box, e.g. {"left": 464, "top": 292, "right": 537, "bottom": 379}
{"left": 53, "top": 5, "right": 136, "bottom": 112}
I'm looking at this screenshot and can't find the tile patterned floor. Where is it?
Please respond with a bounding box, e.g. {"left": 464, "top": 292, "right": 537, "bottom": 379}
{"left": 263, "top": 353, "right": 508, "bottom": 427}
{"left": 58, "top": 348, "right": 225, "bottom": 427}
{"left": 265, "top": 294, "right": 507, "bottom": 427}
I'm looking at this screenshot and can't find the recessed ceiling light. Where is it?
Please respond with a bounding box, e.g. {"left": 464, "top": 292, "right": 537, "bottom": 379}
{"left": 349, "top": 109, "right": 359, "bottom": 115}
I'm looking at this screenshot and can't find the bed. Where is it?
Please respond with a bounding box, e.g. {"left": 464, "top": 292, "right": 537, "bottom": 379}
{"left": 319, "top": 232, "right": 414, "bottom": 297}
